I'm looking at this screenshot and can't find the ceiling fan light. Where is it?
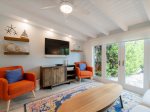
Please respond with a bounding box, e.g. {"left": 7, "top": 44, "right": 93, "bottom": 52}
{"left": 60, "top": 2, "right": 73, "bottom": 14}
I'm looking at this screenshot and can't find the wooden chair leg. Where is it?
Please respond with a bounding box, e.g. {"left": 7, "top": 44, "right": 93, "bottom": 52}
{"left": 90, "top": 77, "right": 93, "bottom": 80}
{"left": 79, "top": 78, "right": 81, "bottom": 82}
{"left": 6, "top": 100, "right": 11, "bottom": 112}
{"left": 32, "top": 90, "right": 36, "bottom": 98}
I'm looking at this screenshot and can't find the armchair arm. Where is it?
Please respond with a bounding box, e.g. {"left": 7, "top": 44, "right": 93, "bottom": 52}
{"left": 87, "top": 66, "right": 93, "bottom": 74}
{"left": 0, "top": 78, "right": 9, "bottom": 100}
{"left": 75, "top": 67, "right": 81, "bottom": 76}
{"left": 24, "top": 72, "right": 36, "bottom": 87}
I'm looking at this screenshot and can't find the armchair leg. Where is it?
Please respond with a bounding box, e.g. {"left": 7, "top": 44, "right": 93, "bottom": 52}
{"left": 32, "top": 90, "right": 36, "bottom": 98}
{"left": 6, "top": 100, "right": 11, "bottom": 112}
{"left": 90, "top": 77, "right": 93, "bottom": 80}
{"left": 79, "top": 78, "right": 81, "bottom": 82}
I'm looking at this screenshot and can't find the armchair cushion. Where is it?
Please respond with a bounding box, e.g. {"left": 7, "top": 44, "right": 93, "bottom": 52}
{"left": 79, "top": 63, "right": 86, "bottom": 71}
{"left": 80, "top": 71, "right": 93, "bottom": 76}
{"left": 8, "top": 80, "right": 34, "bottom": 95}
{"left": 6, "top": 69, "right": 23, "bottom": 84}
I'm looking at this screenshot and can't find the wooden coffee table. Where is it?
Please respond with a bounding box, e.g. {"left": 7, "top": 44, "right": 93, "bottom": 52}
{"left": 58, "top": 83, "right": 123, "bottom": 112}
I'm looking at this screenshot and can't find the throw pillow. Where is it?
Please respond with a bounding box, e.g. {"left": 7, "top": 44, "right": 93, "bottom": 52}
{"left": 79, "top": 63, "right": 86, "bottom": 71}
{"left": 6, "top": 68, "right": 23, "bottom": 84}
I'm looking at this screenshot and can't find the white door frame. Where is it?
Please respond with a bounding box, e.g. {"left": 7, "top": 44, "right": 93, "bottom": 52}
{"left": 101, "top": 40, "right": 149, "bottom": 94}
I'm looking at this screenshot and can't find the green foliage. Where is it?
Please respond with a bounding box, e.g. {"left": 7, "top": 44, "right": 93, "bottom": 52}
{"left": 106, "top": 44, "right": 118, "bottom": 77}
{"left": 95, "top": 71, "right": 102, "bottom": 77}
{"left": 94, "top": 40, "right": 144, "bottom": 78}
{"left": 94, "top": 46, "right": 102, "bottom": 77}
{"left": 125, "top": 40, "right": 144, "bottom": 75}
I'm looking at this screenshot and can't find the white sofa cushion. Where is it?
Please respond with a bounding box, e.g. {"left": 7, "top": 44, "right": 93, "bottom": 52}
{"left": 142, "top": 89, "right": 150, "bottom": 107}
{"left": 130, "top": 105, "right": 150, "bottom": 112}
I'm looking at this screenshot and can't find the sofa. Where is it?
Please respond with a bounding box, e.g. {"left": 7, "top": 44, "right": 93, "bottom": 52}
{"left": 131, "top": 89, "right": 150, "bottom": 112}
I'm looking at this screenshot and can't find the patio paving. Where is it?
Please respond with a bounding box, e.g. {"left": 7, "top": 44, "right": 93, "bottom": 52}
{"left": 107, "top": 73, "right": 143, "bottom": 88}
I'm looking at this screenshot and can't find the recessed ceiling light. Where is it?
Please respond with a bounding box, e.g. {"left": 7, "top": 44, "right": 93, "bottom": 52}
{"left": 46, "top": 31, "right": 54, "bottom": 36}
{"left": 60, "top": 2, "right": 73, "bottom": 14}
{"left": 50, "top": 29, "right": 54, "bottom": 32}
{"left": 23, "top": 19, "right": 29, "bottom": 23}
{"left": 68, "top": 35, "right": 72, "bottom": 37}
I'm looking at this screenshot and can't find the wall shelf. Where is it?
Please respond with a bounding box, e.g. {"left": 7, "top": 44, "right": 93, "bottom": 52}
{"left": 71, "top": 50, "right": 83, "bottom": 52}
{"left": 4, "top": 36, "right": 29, "bottom": 42}
{"left": 4, "top": 52, "right": 29, "bottom": 55}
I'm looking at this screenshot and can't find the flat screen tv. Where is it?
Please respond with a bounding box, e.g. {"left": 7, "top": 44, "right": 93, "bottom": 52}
{"left": 45, "top": 38, "right": 69, "bottom": 55}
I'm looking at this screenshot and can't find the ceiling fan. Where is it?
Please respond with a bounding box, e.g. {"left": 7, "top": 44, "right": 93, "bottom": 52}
{"left": 40, "top": 0, "right": 89, "bottom": 15}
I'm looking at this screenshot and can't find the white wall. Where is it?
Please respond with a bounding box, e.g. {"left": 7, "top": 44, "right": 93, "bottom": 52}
{"left": 0, "top": 15, "right": 84, "bottom": 79}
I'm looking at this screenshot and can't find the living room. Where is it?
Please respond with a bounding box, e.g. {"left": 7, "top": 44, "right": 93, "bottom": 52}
{"left": 1, "top": 0, "right": 150, "bottom": 112}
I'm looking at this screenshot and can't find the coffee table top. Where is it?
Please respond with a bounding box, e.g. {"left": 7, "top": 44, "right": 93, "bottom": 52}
{"left": 58, "top": 83, "right": 122, "bottom": 112}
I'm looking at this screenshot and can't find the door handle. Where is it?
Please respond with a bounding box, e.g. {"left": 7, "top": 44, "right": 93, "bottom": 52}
{"left": 118, "top": 60, "right": 121, "bottom": 66}
{"left": 122, "top": 60, "right": 125, "bottom": 66}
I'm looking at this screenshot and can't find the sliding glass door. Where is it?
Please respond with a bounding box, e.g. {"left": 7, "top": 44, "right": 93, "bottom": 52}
{"left": 124, "top": 40, "right": 144, "bottom": 88}
{"left": 94, "top": 39, "right": 147, "bottom": 93}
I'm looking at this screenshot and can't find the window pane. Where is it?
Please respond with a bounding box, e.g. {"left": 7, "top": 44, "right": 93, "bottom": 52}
{"left": 94, "top": 45, "right": 102, "bottom": 77}
{"left": 106, "top": 43, "right": 119, "bottom": 81}
{"left": 125, "top": 40, "right": 144, "bottom": 88}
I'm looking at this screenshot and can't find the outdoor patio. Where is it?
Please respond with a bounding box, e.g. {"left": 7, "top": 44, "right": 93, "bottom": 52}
{"left": 108, "top": 73, "right": 143, "bottom": 88}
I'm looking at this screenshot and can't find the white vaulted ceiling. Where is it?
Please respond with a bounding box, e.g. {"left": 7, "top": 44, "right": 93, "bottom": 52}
{"left": 0, "top": 0, "right": 149, "bottom": 41}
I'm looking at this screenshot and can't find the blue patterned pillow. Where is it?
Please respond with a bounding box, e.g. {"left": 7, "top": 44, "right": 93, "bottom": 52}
{"left": 79, "top": 63, "right": 86, "bottom": 71}
{"left": 6, "top": 69, "right": 23, "bottom": 84}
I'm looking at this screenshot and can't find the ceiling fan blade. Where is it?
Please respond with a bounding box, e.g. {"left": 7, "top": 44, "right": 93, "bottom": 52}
{"left": 40, "top": 5, "right": 57, "bottom": 10}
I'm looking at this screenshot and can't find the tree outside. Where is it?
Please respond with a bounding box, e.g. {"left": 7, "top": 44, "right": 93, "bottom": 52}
{"left": 125, "top": 40, "right": 144, "bottom": 76}
{"left": 94, "top": 46, "right": 102, "bottom": 77}
{"left": 106, "top": 43, "right": 119, "bottom": 79}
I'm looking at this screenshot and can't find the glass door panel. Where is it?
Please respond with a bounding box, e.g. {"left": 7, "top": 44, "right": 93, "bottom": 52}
{"left": 106, "top": 43, "right": 119, "bottom": 81}
{"left": 125, "top": 40, "right": 144, "bottom": 88}
{"left": 94, "top": 45, "right": 102, "bottom": 77}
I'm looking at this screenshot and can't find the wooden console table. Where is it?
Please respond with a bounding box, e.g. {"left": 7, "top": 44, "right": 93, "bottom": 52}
{"left": 40, "top": 66, "right": 70, "bottom": 89}
{"left": 58, "top": 83, "right": 123, "bottom": 112}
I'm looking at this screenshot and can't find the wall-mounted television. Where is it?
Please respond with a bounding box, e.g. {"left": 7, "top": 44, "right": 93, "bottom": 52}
{"left": 45, "top": 38, "right": 69, "bottom": 56}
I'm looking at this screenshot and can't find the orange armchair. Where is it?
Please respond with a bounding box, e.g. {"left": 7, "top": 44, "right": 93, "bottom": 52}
{"left": 0, "top": 66, "right": 36, "bottom": 112}
{"left": 74, "top": 62, "right": 93, "bottom": 81}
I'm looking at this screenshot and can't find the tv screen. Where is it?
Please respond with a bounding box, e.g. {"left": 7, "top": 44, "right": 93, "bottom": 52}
{"left": 45, "top": 38, "right": 69, "bottom": 55}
